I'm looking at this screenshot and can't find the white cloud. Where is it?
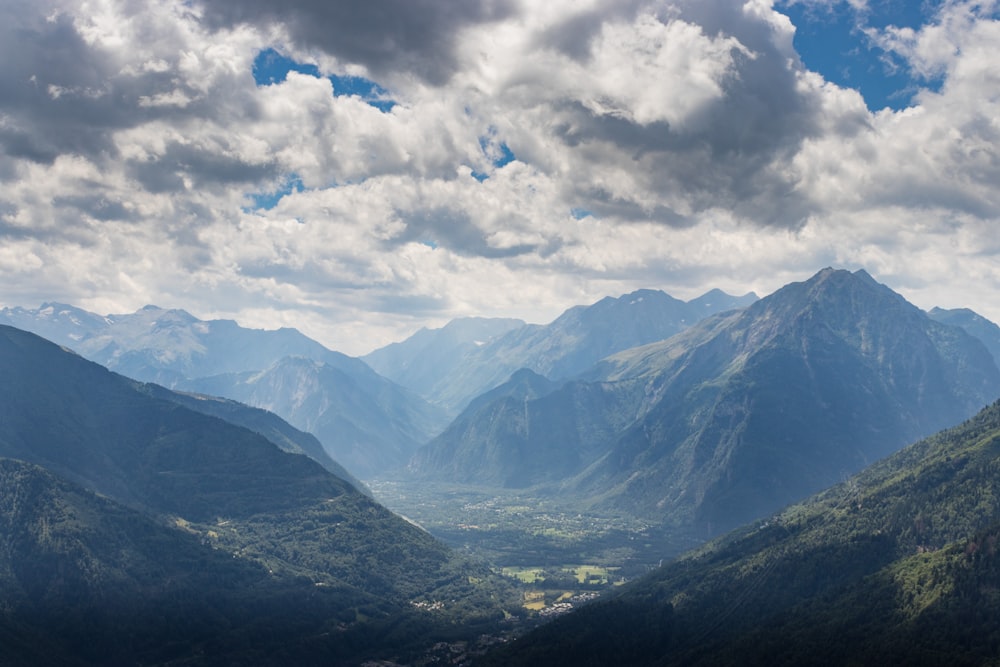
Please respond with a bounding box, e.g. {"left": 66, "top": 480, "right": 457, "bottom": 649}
{"left": 535, "top": 11, "right": 750, "bottom": 128}
{"left": 138, "top": 89, "right": 194, "bottom": 108}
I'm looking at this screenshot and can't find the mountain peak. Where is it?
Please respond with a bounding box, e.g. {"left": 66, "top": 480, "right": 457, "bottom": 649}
{"left": 695, "top": 287, "right": 729, "bottom": 300}
{"left": 687, "top": 288, "right": 759, "bottom": 312}
{"left": 502, "top": 367, "right": 557, "bottom": 397}
{"left": 763, "top": 267, "right": 909, "bottom": 314}
{"left": 620, "top": 288, "right": 670, "bottom": 303}
{"left": 37, "top": 301, "right": 81, "bottom": 312}
{"left": 730, "top": 267, "right": 925, "bottom": 360}
{"left": 142, "top": 305, "right": 198, "bottom": 323}
{"left": 806, "top": 266, "right": 877, "bottom": 287}
{"left": 811, "top": 266, "right": 854, "bottom": 282}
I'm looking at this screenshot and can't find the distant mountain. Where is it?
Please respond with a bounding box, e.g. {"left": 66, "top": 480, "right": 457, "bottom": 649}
{"left": 928, "top": 306, "right": 1000, "bottom": 367}
{"left": 138, "top": 383, "right": 366, "bottom": 492}
{"left": 584, "top": 268, "right": 1000, "bottom": 529}
{"left": 498, "top": 288, "right": 755, "bottom": 381}
{"left": 484, "top": 399, "right": 1000, "bottom": 666}
{"left": 184, "top": 356, "right": 448, "bottom": 478}
{"left": 368, "top": 288, "right": 757, "bottom": 414}
{"left": 0, "top": 302, "right": 109, "bottom": 348}
{"left": 410, "top": 368, "right": 639, "bottom": 488}
{"left": 0, "top": 303, "right": 334, "bottom": 385}
{"left": 363, "top": 316, "right": 525, "bottom": 400}
{"left": 0, "top": 303, "right": 446, "bottom": 478}
{"left": 0, "top": 324, "right": 514, "bottom": 665}
{"left": 412, "top": 269, "right": 1000, "bottom": 536}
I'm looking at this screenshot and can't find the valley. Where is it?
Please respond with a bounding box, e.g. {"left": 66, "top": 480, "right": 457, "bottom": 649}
{"left": 370, "top": 480, "right": 667, "bottom": 566}
{"left": 369, "top": 478, "right": 697, "bottom": 614}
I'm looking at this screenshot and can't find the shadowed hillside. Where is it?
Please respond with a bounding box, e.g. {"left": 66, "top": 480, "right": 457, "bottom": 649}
{"left": 0, "top": 324, "right": 518, "bottom": 665}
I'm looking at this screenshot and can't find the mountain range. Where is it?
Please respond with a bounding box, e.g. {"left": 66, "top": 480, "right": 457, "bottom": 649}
{"left": 485, "top": 397, "right": 1000, "bottom": 665}
{"left": 411, "top": 269, "right": 1000, "bottom": 536}
{"left": 929, "top": 305, "right": 1000, "bottom": 367}
{"left": 0, "top": 303, "right": 333, "bottom": 385}
{"left": 180, "top": 356, "right": 447, "bottom": 477}
{"left": 0, "top": 303, "right": 446, "bottom": 478}
{"left": 0, "top": 288, "right": 759, "bottom": 477}
{"left": 364, "top": 288, "right": 759, "bottom": 413}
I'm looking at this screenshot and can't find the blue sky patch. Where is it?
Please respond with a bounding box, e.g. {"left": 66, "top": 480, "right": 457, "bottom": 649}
{"left": 479, "top": 134, "right": 515, "bottom": 169}
{"left": 472, "top": 132, "right": 516, "bottom": 181}
{"left": 252, "top": 48, "right": 396, "bottom": 112}
{"left": 491, "top": 141, "right": 515, "bottom": 169}
{"left": 329, "top": 73, "right": 396, "bottom": 112}
{"left": 252, "top": 48, "right": 320, "bottom": 85}
{"left": 570, "top": 208, "right": 593, "bottom": 220}
{"left": 779, "top": 0, "right": 945, "bottom": 111}
{"left": 245, "top": 174, "right": 305, "bottom": 211}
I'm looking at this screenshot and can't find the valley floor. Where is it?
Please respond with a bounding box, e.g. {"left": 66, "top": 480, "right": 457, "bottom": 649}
{"left": 370, "top": 478, "right": 706, "bottom": 617}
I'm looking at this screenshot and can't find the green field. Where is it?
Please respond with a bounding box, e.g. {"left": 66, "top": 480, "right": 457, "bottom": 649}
{"left": 502, "top": 564, "right": 621, "bottom": 585}
{"left": 502, "top": 566, "right": 547, "bottom": 583}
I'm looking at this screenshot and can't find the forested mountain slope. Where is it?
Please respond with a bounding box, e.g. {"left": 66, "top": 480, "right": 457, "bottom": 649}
{"left": 484, "top": 399, "right": 1000, "bottom": 666}
{"left": 0, "top": 324, "right": 514, "bottom": 665}
{"left": 0, "top": 458, "right": 367, "bottom": 666}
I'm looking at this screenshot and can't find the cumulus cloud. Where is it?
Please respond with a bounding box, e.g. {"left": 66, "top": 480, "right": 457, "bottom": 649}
{"left": 197, "top": 0, "right": 518, "bottom": 85}
{"left": 0, "top": 0, "right": 999, "bottom": 354}
{"left": 447, "top": 0, "right": 827, "bottom": 228}
{"left": 795, "top": 1, "right": 1000, "bottom": 218}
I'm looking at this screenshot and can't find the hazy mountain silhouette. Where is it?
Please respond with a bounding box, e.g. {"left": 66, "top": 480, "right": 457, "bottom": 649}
{"left": 367, "top": 288, "right": 757, "bottom": 414}
{"left": 0, "top": 304, "right": 446, "bottom": 479}
{"left": 413, "top": 269, "right": 1000, "bottom": 536}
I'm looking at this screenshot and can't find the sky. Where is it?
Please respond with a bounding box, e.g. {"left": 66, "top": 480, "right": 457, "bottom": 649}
{"left": 1, "top": 0, "right": 999, "bottom": 355}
